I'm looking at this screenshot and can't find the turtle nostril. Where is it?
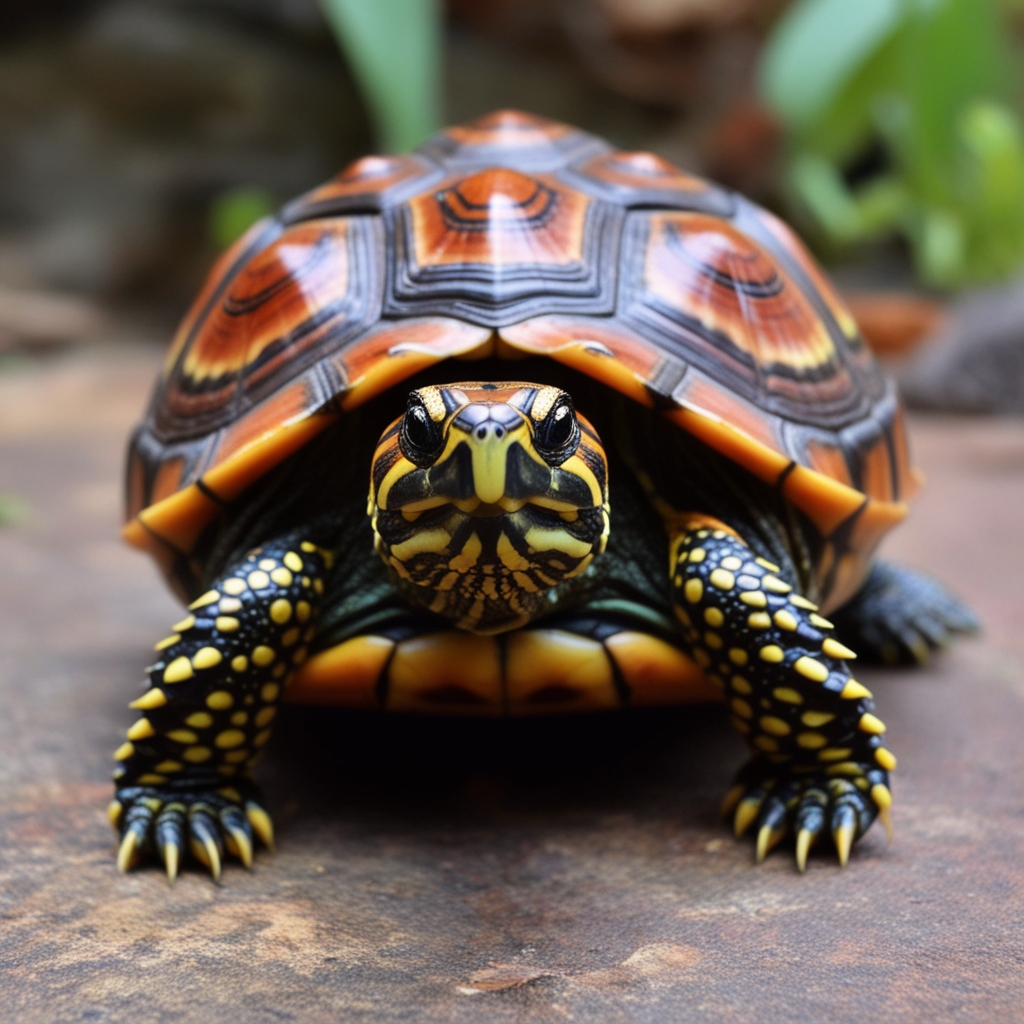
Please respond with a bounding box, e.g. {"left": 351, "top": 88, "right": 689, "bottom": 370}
{"left": 476, "top": 426, "right": 487, "bottom": 440}
{"left": 494, "top": 425, "right": 505, "bottom": 439}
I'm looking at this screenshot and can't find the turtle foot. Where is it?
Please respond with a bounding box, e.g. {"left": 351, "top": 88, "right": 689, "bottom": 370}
{"left": 831, "top": 561, "right": 978, "bottom": 666}
{"left": 109, "top": 779, "right": 273, "bottom": 882}
{"left": 722, "top": 757, "right": 893, "bottom": 871}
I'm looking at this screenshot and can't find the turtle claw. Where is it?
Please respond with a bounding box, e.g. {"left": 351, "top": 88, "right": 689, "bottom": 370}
{"left": 113, "top": 781, "right": 271, "bottom": 881}
{"left": 726, "top": 758, "right": 892, "bottom": 871}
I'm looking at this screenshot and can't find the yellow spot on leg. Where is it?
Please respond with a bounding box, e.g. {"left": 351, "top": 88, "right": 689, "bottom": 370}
{"left": 684, "top": 579, "right": 703, "bottom": 603}
{"left": 189, "top": 590, "right": 220, "bottom": 610}
{"left": 113, "top": 742, "right": 135, "bottom": 761}
{"left": 759, "top": 645, "right": 784, "bottom": 663}
{"left": 252, "top": 646, "right": 275, "bottom": 667}
{"left": 126, "top": 718, "right": 155, "bottom": 741}
{"left": 794, "top": 656, "right": 828, "bottom": 682}
{"left": 185, "top": 712, "right": 213, "bottom": 728}
{"left": 875, "top": 748, "right": 897, "bottom": 771}
{"left": 709, "top": 569, "right": 735, "bottom": 590}
{"left": 270, "top": 599, "right": 292, "bottom": 624}
{"left": 222, "top": 578, "right": 246, "bottom": 596}
{"left": 130, "top": 688, "right": 167, "bottom": 710}
{"left": 192, "top": 647, "right": 223, "bottom": 670}
{"left": 163, "top": 657, "right": 194, "bottom": 684}
{"left": 859, "top": 713, "right": 886, "bottom": 734}
{"left": 183, "top": 746, "right": 212, "bottom": 763}
{"left": 215, "top": 729, "right": 246, "bottom": 749}
{"left": 840, "top": 679, "right": 873, "bottom": 699}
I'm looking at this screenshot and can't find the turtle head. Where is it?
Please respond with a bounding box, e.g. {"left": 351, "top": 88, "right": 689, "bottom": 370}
{"left": 368, "top": 382, "right": 610, "bottom": 634}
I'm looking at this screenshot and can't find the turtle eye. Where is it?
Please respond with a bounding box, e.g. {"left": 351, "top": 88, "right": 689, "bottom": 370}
{"left": 400, "top": 397, "right": 444, "bottom": 466}
{"left": 534, "top": 398, "right": 580, "bottom": 465}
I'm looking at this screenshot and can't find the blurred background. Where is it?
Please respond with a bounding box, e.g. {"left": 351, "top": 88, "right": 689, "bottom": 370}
{"left": 3, "top": 0, "right": 1024, "bottom": 414}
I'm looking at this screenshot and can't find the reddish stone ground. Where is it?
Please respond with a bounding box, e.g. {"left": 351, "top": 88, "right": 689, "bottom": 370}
{"left": 1, "top": 345, "right": 1022, "bottom": 1022}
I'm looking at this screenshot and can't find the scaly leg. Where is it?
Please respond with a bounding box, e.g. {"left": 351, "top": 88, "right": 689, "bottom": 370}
{"left": 110, "top": 537, "right": 331, "bottom": 881}
{"left": 670, "top": 522, "right": 895, "bottom": 870}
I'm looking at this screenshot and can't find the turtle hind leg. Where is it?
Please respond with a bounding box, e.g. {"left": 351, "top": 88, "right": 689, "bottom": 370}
{"left": 830, "top": 561, "right": 979, "bottom": 666}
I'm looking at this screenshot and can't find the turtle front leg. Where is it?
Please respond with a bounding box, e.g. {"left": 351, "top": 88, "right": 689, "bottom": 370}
{"left": 110, "top": 537, "right": 330, "bottom": 881}
{"left": 669, "top": 522, "right": 895, "bottom": 870}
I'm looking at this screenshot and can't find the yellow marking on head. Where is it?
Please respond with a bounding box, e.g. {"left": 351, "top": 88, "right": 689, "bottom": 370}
{"left": 755, "top": 557, "right": 780, "bottom": 572}
{"left": 704, "top": 607, "right": 724, "bottom": 627}
{"left": 495, "top": 532, "right": 530, "bottom": 572}
{"left": 231, "top": 655, "right": 248, "bottom": 673}
{"left": 215, "top": 729, "right": 245, "bottom": 749}
{"left": 252, "top": 646, "right": 275, "bottom": 667}
{"left": 261, "top": 683, "right": 280, "bottom": 702}
{"left": 529, "top": 386, "right": 561, "bottom": 422}
{"left": 810, "top": 613, "right": 834, "bottom": 630}
{"left": 753, "top": 735, "right": 779, "bottom": 753}
{"left": 449, "top": 532, "right": 483, "bottom": 573}
{"left": 801, "top": 710, "right": 835, "bottom": 727}
{"left": 154, "top": 634, "right": 181, "bottom": 651}
{"left": 167, "top": 729, "right": 198, "bottom": 744}
{"left": 270, "top": 567, "right": 294, "bottom": 587}
{"left": 790, "top": 595, "right": 818, "bottom": 611}
{"left": 192, "top": 647, "right": 223, "bottom": 670}
{"left": 739, "top": 590, "right": 767, "bottom": 608}
{"left": 720, "top": 555, "right": 743, "bottom": 571}
{"left": 155, "top": 760, "right": 182, "bottom": 773}
{"left": 185, "top": 712, "right": 213, "bottom": 728}
{"left": 183, "top": 745, "right": 212, "bottom": 762}
{"left": 130, "top": 688, "right": 167, "bottom": 710}
{"left": 709, "top": 568, "right": 735, "bottom": 590}
{"left": 859, "top": 712, "right": 886, "bottom": 734}
{"left": 760, "top": 645, "right": 784, "bottom": 663}
{"left": 126, "top": 718, "right": 155, "bottom": 741}
{"left": 760, "top": 716, "right": 790, "bottom": 736}
{"left": 230, "top": 711, "right": 248, "bottom": 725}
{"left": 301, "top": 541, "right": 317, "bottom": 552}
{"left": 296, "top": 600, "right": 311, "bottom": 623}
{"left": 284, "top": 552, "right": 303, "bottom": 573}
{"left": 731, "top": 697, "right": 753, "bottom": 718}
{"left": 216, "top": 616, "right": 239, "bottom": 632}
{"left": 732, "top": 675, "right": 752, "bottom": 694}
{"left": 840, "top": 679, "right": 872, "bottom": 700}
{"left": 688, "top": 548, "right": 706, "bottom": 563}
{"left": 774, "top": 610, "right": 798, "bottom": 631}
{"left": 207, "top": 690, "right": 233, "bottom": 709}
{"left": 247, "top": 570, "right": 270, "bottom": 590}
{"left": 270, "top": 599, "right": 293, "bottom": 624}
{"left": 822, "top": 638, "right": 856, "bottom": 659}
{"left": 747, "top": 612, "right": 771, "bottom": 629}
{"left": 222, "top": 578, "right": 246, "bottom": 596}
{"left": 390, "top": 529, "right": 451, "bottom": 562}
{"left": 163, "top": 657, "right": 194, "bottom": 684}
{"left": 797, "top": 731, "right": 827, "bottom": 749}
{"left": 113, "top": 742, "right": 135, "bottom": 761}
{"left": 684, "top": 579, "right": 703, "bottom": 603}
{"left": 773, "top": 687, "right": 802, "bottom": 704}
{"left": 762, "top": 575, "right": 791, "bottom": 594}
{"left": 523, "top": 526, "right": 593, "bottom": 559}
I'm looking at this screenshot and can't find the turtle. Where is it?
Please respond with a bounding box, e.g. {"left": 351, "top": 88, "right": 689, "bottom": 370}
{"left": 114, "top": 110, "right": 976, "bottom": 881}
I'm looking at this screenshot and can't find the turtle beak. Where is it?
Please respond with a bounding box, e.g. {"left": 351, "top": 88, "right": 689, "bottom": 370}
{"left": 455, "top": 403, "right": 527, "bottom": 505}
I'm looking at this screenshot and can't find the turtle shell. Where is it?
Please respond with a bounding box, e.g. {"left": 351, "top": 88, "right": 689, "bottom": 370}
{"left": 125, "top": 110, "right": 917, "bottom": 613}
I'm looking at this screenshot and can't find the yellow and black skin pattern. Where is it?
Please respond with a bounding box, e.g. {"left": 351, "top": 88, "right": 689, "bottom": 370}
{"left": 369, "top": 383, "right": 610, "bottom": 635}
{"left": 669, "top": 521, "right": 894, "bottom": 869}
{"left": 110, "top": 539, "right": 330, "bottom": 881}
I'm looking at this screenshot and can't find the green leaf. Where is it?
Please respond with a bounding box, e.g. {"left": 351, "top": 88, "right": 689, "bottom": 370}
{"left": 0, "top": 494, "right": 27, "bottom": 527}
{"left": 319, "top": 0, "right": 441, "bottom": 152}
{"left": 760, "top": 0, "right": 904, "bottom": 133}
{"left": 789, "top": 154, "right": 865, "bottom": 242}
{"left": 208, "top": 187, "right": 277, "bottom": 250}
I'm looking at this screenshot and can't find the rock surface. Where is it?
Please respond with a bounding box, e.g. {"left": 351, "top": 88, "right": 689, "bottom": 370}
{"left": 1, "top": 344, "right": 1023, "bottom": 1022}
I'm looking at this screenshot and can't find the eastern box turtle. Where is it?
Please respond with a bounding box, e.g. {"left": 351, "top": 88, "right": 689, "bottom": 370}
{"left": 114, "top": 111, "right": 976, "bottom": 881}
